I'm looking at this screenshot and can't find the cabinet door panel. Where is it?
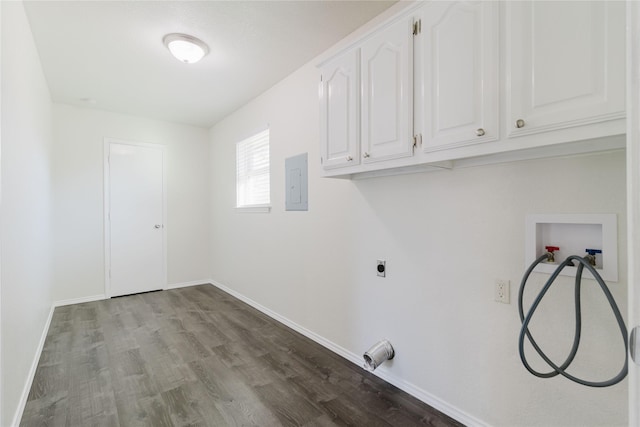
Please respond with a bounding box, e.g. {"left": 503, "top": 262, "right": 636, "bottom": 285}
{"left": 507, "top": 0, "right": 625, "bottom": 137}
{"left": 421, "top": 1, "right": 498, "bottom": 151}
{"left": 319, "top": 49, "right": 360, "bottom": 169}
{"left": 361, "top": 18, "right": 413, "bottom": 163}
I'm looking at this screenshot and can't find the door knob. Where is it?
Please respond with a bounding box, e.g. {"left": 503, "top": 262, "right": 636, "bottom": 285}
{"left": 515, "top": 119, "right": 526, "bottom": 128}
{"left": 154, "top": 224, "right": 162, "bottom": 229}
{"left": 476, "top": 128, "right": 485, "bottom": 137}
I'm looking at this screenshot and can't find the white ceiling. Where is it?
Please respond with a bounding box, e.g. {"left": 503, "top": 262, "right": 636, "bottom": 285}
{"left": 23, "top": 1, "right": 396, "bottom": 128}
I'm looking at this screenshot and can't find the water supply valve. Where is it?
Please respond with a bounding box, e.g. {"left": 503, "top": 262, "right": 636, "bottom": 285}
{"left": 545, "top": 246, "right": 560, "bottom": 263}
{"left": 585, "top": 249, "right": 602, "bottom": 266}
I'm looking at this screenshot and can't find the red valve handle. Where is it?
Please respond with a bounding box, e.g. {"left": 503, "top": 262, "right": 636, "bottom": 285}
{"left": 545, "top": 246, "right": 560, "bottom": 252}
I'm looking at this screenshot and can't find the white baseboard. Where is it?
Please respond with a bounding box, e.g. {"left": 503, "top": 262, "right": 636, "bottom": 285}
{"left": 166, "top": 280, "right": 212, "bottom": 290}
{"left": 53, "top": 294, "right": 106, "bottom": 307}
{"left": 209, "top": 279, "right": 487, "bottom": 427}
{"left": 11, "top": 304, "right": 55, "bottom": 427}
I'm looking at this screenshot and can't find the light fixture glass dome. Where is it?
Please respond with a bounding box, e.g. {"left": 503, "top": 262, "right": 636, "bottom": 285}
{"left": 163, "top": 33, "right": 209, "bottom": 64}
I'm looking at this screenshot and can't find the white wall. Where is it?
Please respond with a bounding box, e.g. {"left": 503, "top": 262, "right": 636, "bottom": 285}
{"left": 52, "top": 104, "right": 211, "bottom": 301}
{"left": 0, "top": 2, "right": 54, "bottom": 425}
{"left": 208, "top": 60, "right": 628, "bottom": 426}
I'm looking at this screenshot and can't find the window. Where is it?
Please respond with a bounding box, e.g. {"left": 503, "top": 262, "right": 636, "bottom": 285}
{"left": 236, "top": 129, "right": 270, "bottom": 211}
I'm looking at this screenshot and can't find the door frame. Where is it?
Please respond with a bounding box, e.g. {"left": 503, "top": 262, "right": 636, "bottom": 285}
{"left": 103, "top": 138, "right": 167, "bottom": 298}
{"left": 0, "top": 3, "right": 3, "bottom": 422}
{"left": 628, "top": 1, "right": 639, "bottom": 424}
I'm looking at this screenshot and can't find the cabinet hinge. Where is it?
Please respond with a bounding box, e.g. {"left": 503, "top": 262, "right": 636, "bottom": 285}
{"left": 413, "top": 19, "right": 421, "bottom": 36}
{"left": 320, "top": 156, "right": 323, "bottom": 165}
{"left": 413, "top": 133, "right": 422, "bottom": 149}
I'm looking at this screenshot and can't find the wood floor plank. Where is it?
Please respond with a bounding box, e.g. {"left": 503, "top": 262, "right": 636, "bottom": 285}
{"left": 176, "top": 381, "right": 229, "bottom": 426}
{"left": 187, "top": 320, "right": 234, "bottom": 349}
{"left": 99, "top": 311, "right": 140, "bottom": 356}
{"left": 26, "top": 363, "right": 68, "bottom": 402}
{"left": 19, "top": 394, "right": 68, "bottom": 427}
{"left": 285, "top": 374, "right": 339, "bottom": 405}
{"left": 187, "top": 356, "right": 244, "bottom": 403}
{"left": 21, "top": 285, "right": 463, "bottom": 427}
{"left": 65, "top": 344, "right": 118, "bottom": 425}
{"left": 160, "top": 384, "right": 207, "bottom": 426}
{"left": 188, "top": 355, "right": 282, "bottom": 426}
{"left": 213, "top": 340, "right": 269, "bottom": 369}
{"left": 320, "top": 395, "right": 393, "bottom": 427}
{"left": 231, "top": 361, "right": 277, "bottom": 388}
{"left": 113, "top": 394, "right": 174, "bottom": 427}
{"left": 301, "top": 414, "right": 342, "bottom": 427}
{"left": 253, "top": 381, "right": 324, "bottom": 427}
{"left": 133, "top": 329, "right": 197, "bottom": 393}
{"left": 170, "top": 330, "right": 212, "bottom": 363}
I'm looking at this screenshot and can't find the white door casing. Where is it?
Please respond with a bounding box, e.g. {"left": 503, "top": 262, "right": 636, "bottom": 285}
{"left": 0, "top": 3, "right": 3, "bottom": 423}
{"left": 627, "top": 1, "right": 640, "bottom": 424}
{"left": 104, "top": 139, "right": 166, "bottom": 298}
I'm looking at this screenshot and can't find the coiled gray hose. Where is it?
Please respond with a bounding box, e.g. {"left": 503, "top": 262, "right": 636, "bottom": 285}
{"left": 518, "top": 254, "right": 628, "bottom": 387}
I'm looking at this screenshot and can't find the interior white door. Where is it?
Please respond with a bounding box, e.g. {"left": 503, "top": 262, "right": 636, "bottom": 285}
{"left": 106, "top": 140, "right": 165, "bottom": 297}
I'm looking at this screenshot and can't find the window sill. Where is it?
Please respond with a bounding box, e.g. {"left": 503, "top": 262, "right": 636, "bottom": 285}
{"left": 235, "top": 205, "right": 271, "bottom": 213}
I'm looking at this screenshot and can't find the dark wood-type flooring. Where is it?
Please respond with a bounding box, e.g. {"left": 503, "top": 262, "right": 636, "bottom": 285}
{"left": 20, "top": 284, "right": 463, "bottom": 427}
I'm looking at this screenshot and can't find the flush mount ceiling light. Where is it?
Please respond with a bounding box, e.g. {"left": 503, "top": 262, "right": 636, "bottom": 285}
{"left": 163, "top": 33, "right": 209, "bottom": 64}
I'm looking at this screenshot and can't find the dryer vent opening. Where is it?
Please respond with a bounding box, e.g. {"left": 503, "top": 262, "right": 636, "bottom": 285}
{"left": 363, "top": 340, "right": 394, "bottom": 372}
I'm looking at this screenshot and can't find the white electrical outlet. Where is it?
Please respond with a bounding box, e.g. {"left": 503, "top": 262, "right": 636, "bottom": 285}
{"left": 495, "top": 279, "right": 510, "bottom": 304}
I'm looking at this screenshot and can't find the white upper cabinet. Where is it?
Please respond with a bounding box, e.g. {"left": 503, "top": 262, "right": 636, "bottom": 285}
{"left": 419, "top": 1, "right": 499, "bottom": 152}
{"left": 319, "top": 48, "right": 360, "bottom": 170}
{"left": 361, "top": 17, "right": 414, "bottom": 163}
{"left": 506, "top": 0, "right": 625, "bottom": 137}
{"left": 317, "top": 1, "right": 626, "bottom": 179}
